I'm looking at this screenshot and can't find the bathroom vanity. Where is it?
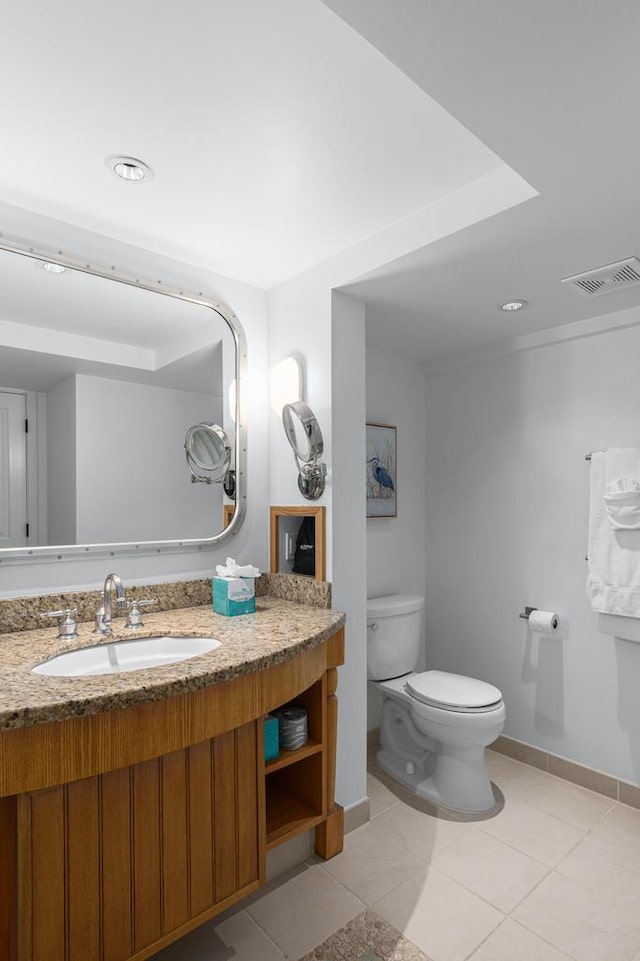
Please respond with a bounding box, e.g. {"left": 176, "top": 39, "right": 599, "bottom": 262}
{"left": 0, "top": 597, "right": 345, "bottom": 961}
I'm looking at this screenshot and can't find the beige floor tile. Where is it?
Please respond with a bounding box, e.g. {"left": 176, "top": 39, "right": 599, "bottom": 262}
{"left": 521, "top": 774, "right": 615, "bottom": 830}
{"left": 371, "top": 798, "right": 473, "bottom": 864}
{"left": 432, "top": 826, "right": 549, "bottom": 912}
{"left": 149, "top": 909, "right": 286, "bottom": 961}
{"left": 320, "top": 808, "right": 430, "bottom": 904}
{"left": 246, "top": 864, "right": 364, "bottom": 959}
{"left": 587, "top": 802, "right": 640, "bottom": 855}
{"left": 557, "top": 833, "right": 640, "bottom": 915}
{"left": 468, "top": 918, "right": 572, "bottom": 961}
{"left": 486, "top": 751, "right": 551, "bottom": 800}
{"left": 477, "top": 797, "right": 583, "bottom": 866}
{"left": 368, "top": 771, "right": 400, "bottom": 818}
{"left": 513, "top": 871, "right": 640, "bottom": 961}
{"left": 372, "top": 867, "right": 503, "bottom": 961}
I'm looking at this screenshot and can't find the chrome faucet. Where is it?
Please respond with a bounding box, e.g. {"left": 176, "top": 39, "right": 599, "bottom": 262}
{"left": 93, "top": 572, "right": 127, "bottom": 635}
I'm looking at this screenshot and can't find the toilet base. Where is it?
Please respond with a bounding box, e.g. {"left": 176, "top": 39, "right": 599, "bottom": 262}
{"left": 376, "top": 688, "right": 499, "bottom": 815}
{"left": 377, "top": 746, "right": 496, "bottom": 814}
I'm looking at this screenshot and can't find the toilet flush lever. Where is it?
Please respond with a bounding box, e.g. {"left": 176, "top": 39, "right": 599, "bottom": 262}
{"left": 369, "top": 622, "right": 379, "bottom": 631}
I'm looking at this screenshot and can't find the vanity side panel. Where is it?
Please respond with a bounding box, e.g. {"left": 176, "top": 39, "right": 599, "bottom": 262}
{"left": 101, "top": 767, "right": 134, "bottom": 961}
{"left": 0, "top": 796, "right": 17, "bottom": 961}
{"left": 187, "top": 740, "right": 215, "bottom": 916}
{"left": 132, "top": 759, "right": 162, "bottom": 953}
{"left": 212, "top": 731, "right": 238, "bottom": 902}
{"left": 161, "top": 750, "right": 190, "bottom": 933}
{"left": 236, "top": 721, "right": 259, "bottom": 889}
{"left": 28, "top": 788, "right": 66, "bottom": 961}
{"left": 66, "top": 777, "right": 101, "bottom": 961}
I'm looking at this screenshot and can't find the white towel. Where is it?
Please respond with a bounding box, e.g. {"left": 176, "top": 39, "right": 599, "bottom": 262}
{"left": 588, "top": 448, "right": 640, "bottom": 616}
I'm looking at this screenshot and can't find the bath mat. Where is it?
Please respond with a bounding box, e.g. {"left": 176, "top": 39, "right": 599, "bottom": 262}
{"left": 298, "top": 911, "right": 432, "bottom": 961}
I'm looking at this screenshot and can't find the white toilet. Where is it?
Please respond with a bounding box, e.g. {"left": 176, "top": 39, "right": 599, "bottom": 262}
{"left": 368, "top": 594, "right": 505, "bottom": 814}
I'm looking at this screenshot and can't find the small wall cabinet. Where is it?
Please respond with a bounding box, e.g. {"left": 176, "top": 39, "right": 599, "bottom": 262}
{"left": 269, "top": 505, "right": 326, "bottom": 581}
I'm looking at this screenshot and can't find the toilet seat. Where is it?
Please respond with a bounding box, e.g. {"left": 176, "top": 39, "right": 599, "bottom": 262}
{"left": 406, "top": 670, "right": 502, "bottom": 714}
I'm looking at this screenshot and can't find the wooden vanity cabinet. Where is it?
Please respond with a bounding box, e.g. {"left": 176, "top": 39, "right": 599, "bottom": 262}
{"left": 0, "top": 627, "right": 344, "bottom": 961}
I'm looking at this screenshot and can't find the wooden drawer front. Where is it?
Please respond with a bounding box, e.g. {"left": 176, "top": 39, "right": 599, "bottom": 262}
{"left": 16, "top": 722, "right": 260, "bottom": 961}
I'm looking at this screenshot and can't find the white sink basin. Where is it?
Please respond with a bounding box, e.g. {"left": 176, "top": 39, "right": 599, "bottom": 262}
{"left": 32, "top": 635, "right": 221, "bottom": 677}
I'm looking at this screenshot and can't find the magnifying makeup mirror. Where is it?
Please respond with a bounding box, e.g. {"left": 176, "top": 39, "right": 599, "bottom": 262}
{"left": 282, "top": 401, "right": 327, "bottom": 500}
{"left": 184, "top": 423, "right": 231, "bottom": 485}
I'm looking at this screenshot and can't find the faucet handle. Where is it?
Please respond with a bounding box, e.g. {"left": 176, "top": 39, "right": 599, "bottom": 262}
{"left": 125, "top": 598, "right": 158, "bottom": 629}
{"left": 41, "top": 608, "right": 78, "bottom": 640}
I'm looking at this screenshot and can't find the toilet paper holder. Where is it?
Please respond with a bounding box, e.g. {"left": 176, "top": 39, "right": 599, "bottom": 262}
{"left": 518, "top": 606, "right": 559, "bottom": 630}
{"left": 518, "top": 606, "right": 538, "bottom": 621}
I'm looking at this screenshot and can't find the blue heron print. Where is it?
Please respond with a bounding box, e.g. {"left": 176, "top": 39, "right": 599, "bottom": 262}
{"left": 367, "top": 456, "right": 394, "bottom": 493}
{"left": 366, "top": 423, "right": 397, "bottom": 517}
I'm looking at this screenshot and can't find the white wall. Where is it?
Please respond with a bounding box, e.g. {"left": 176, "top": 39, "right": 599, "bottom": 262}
{"left": 47, "top": 375, "right": 76, "bottom": 545}
{"left": 332, "top": 291, "right": 367, "bottom": 809}
{"left": 74, "top": 375, "right": 222, "bottom": 543}
{"left": 0, "top": 205, "right": 270, "bottom": 595}
{"left": 425, "top": 319, "right": 640, "bottom": 786}
{"left": 366, "top": 341, "right": 427, "bottom": 729}
{"left": 266, "top": 274, "right": 368, "bottom": 811}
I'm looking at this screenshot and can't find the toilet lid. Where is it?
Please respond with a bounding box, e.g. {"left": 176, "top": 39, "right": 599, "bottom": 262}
{"left": 406, "top": 671, "right": 502, "bottom": 712}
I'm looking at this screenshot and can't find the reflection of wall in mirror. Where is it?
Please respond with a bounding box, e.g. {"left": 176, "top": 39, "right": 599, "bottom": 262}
{"left": 47, "top": 377, "right": 77, "bottom": 544}
{"left": 46, "top": 374, "right": 224, "bottom": 544}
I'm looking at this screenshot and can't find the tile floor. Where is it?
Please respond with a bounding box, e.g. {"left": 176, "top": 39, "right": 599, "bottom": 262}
{"left": 152, "top": 750, "right": 640, "bottom": 961}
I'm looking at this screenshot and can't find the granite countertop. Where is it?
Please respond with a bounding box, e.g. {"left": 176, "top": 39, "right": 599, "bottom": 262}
{"left": 0, "top": 597, "right": 345, "bottom": 732}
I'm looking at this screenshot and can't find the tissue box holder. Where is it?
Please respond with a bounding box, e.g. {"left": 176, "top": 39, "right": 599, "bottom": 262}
{"left": 263, "top": 714, "right": 280, "bottom": 762}
{"left": 213, "top": 576, "right": 256, "bottom": 616}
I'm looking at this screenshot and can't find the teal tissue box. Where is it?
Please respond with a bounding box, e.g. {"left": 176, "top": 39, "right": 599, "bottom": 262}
{"left": 264, "top": 714, "right": 280, "bottom": 762}
{"left": 213, "top": 576, "right": 256, "bottom": 616}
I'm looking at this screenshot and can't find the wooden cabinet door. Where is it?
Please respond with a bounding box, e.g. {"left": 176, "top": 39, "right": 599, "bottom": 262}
{"left": 14, "top": 721, "right": 261, "bottom": 961}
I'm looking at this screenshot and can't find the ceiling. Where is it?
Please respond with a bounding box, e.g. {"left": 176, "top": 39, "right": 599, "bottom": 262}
{"left": 0, "top": 247, "right": 230, "bottom": 393}
{"left": 2, "top": 1, "right": 640, "bottom": 363}
{"left": 323, "top": 0, "right": 640, "bottom": 362}
{"left": 0, "top": 0, "right": 503, "bottom": 290}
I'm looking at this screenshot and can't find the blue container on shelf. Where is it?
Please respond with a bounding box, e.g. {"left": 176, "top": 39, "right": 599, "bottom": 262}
{"left": 264, "top": 714, "right": 280, "bottom": 762}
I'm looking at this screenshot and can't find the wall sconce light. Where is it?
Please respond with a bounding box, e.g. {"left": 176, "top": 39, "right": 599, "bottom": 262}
{"left": 271, "top": 355, "right": 305, "bottom": 415}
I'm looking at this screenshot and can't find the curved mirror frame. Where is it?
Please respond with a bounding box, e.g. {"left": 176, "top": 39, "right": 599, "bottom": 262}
{"left": 0, "top": 237, "right": 247, "bottom": 563}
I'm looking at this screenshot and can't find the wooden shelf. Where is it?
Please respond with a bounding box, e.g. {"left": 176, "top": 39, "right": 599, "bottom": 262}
{"left": 265, "top": 784, "right": 324, "bottom": 850}
{"left": 265, "top": 739, "right": 322, "bottom": 774}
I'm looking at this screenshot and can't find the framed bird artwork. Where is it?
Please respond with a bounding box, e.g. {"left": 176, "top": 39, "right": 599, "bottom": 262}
{"left": 366, "top": 422, "right": 397, "bottom": 517}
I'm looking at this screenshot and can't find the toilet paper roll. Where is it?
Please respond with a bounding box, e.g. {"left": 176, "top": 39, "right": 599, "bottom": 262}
{"left": 528, "top": 610, "right": 559, "bottom": 633}
{"left": 274, "top": 706, "right": 308, "bottom": 750}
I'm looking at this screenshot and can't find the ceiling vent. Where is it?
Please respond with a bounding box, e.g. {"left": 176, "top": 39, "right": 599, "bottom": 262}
{"left": 562, "top": 257, "right": 640, "bottom": 297}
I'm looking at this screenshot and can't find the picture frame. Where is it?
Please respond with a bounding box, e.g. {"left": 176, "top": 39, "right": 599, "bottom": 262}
{"left": 366, "top": 423, "right": 397, "bottom": 518}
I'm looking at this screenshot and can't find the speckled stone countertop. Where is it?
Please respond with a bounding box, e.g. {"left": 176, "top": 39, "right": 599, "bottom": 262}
{"left": 0, "top": 597, "right": 345, "bottom": 732}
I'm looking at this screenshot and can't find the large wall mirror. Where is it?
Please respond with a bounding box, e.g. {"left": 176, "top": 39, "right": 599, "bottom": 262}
{"left": 0, "top": 239, "right": 246, "bottom": 562}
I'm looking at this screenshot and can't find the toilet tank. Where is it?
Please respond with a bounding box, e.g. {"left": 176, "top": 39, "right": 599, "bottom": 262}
{"left": 367, "top": 594, "right": 424, "bottom": 681}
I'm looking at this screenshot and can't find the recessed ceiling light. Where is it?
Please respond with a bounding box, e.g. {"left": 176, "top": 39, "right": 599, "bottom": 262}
{"left": 499, "top": 299, "right": 528, "bottom": 312}
{"left": 37, "top": 260, "right": 67, "bottom": 274}
{"left": 107, "top": 155, "right": 153, "bottom": 183}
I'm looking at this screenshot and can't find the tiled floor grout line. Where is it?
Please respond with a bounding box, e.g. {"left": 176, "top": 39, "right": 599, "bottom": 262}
{"left": 241, "top": 908, "right": 289, "bottom": 960}
{"left": 461, "top": 914, "right": 509, "bottom": 961}
{"left": 505, "top": 864, "right": 552, "bottom": 916}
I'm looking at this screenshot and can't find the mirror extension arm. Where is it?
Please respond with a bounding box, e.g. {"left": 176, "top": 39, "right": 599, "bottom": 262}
{"left": 282, "top": 401, "right": 327, "bottom": 500}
